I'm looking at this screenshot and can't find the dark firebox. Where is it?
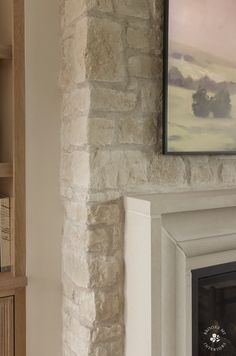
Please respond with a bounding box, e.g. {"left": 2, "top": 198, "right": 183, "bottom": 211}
{"left": 192, "top": 262, "right": 236, "bottom": 356}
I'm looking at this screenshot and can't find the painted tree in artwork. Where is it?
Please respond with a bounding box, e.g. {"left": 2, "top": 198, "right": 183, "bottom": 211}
{"left": 192, "top": 88, "right": 210, "bottom": 118}
{"left": 211, "top": 89, "right": 231, "bottom": 118}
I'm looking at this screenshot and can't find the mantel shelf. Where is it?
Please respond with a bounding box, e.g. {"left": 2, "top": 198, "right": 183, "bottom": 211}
{"left": 0, "top": 45, "right": 12, "bottom": 59}
{"left": 0, "top": 163, "right": 13, "bottom": 177}
{"left": 0, "top": 275, "right": 27, "bottom": 292}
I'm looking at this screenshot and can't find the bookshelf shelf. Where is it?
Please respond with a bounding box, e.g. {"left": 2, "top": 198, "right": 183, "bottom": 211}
{"left": 0, "top": 1, "right": 26, "bottom": 355}
{"left": 0, "top": 163, "right": 13, "bottom": 177}
{"left": 0, "top": 275, "right": 27, "bottom": 292}
{"left": 0, "top": 45, "right": 12, "bottom": 59}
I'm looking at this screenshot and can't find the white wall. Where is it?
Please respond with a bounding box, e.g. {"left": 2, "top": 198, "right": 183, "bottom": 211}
{"left": 25, "top": 1, "right": 62, "bottom": 355}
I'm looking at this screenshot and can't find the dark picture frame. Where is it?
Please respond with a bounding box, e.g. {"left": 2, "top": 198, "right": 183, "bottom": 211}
{"left": 163, "top": 0, "right": 236, "bottom": 155}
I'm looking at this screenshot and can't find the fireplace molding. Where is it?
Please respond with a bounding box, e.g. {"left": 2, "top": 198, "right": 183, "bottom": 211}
{"left": 124, "top": 189, "right": 236, "bottom": 356}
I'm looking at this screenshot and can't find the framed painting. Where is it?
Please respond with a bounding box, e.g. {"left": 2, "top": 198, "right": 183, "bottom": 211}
{"left": 163, "top": 0, "right": 236, "bottom": 154}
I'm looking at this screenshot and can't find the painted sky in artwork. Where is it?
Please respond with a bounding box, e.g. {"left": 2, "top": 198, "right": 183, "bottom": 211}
{"left": 169, "top": 0, "right": 236, "bottom": 62}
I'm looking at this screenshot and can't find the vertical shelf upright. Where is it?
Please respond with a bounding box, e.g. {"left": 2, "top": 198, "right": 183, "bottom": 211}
{"left": 0, "top": 1, "right": 26, "bottom": 356}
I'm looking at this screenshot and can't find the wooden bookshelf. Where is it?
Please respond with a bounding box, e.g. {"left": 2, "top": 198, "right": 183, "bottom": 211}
{"left": 0, "top": 45, "right": 12, "bottom": 59}
{"left": 0, "top": 163, "right": 13, "bottom": 178}
{"left": 0, "top": 1, "right": 26, "bottom": 356}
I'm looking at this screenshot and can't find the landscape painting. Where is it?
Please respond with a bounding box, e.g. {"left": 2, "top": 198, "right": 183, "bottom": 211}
{"left": 164, "top": 0, "right": 236, "bottom": 154}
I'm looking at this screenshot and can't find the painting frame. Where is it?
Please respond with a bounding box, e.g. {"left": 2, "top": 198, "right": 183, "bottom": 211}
{"left": 163, "top": 0, "right": 236, "bottom": 155}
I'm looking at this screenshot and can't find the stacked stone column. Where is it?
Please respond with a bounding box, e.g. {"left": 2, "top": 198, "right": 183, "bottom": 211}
{"left": 60, "top": 0, "right": 236, "bottom": 355}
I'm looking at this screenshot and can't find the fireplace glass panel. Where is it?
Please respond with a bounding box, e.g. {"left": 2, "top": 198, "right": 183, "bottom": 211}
{"left": 192, "top": 262, "right": 236, "bottom": 356}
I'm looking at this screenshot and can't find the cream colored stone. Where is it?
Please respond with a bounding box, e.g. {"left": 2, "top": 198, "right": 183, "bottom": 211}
{"left": 127, "top": 26, "right": 156, "bottom": 50}
{"left": 64, "top": 329, "right": 90, "bottom": 356}
{"left": 141, "top": 82, "right": 160, "bottom": 112}
{"left": 87, "top": 228, "right": 112, "bottom": 253}
{"left": 65, "top": 0, "right": 86, "bottom": 25}
{"left": 63, "top": 299, "right": 91, "bottom": 343}
{"left": 87, "top": 203, "right": 121, "bottom": 225}
{"left": 119, "top": 150, "right": 149, "bottom": 187}
{"left": 78, "top": 288, "right": 120, "bottom": 326}
{"left": 62, "top": 116, "right": 88, "bottom": 148}
{"left": 63, "top": 201, "right": 88, "bottom": 223}
{"left": 90, "top": 150, "right": 121, "bottom": 190}
{"left": 86, "top": 18, "right": 125, "bottom": 82}
{"left": 61, "top": 36, "right": 77, "bottom": 87}
{"left": 63, "top": 248, "right": 90, "bottom": 288}
{"left": 89, "top": 255, "right": 120, "bottom": 288}
{"left": 90, "top": 87, "right": 137, "bottom": 112}
{"left": 91, "top": 339, "right": 123, "bottom": 356}
{"left": 147, "top": 154, "right": 187, "bottom": 186}
{"left": 74, "top": 18, "right": 88, "bottom": 83}
{"left": 79, "top": 289, "right": 96, "bottom": 326}
{"left": 92, "top": 324, "right": 123, "bottom": 343}
{"left": 61, "top": 151, "right": 90, "bottom": 188}
{"left": 62, "top": 272, "right": 81, "bottom": 305}
{"left": 63, "top": 87, "right": 90, "bottom": 117}
{"left": 65, "top": 0, "right": 113, "bottom": 26}
{"left": 118, "top": 118, "right": 157, "bottom": 145}
{"left": 88, "top": 118, "right": 115, "bottom": 145}
{"left": 95, "top": 289, "right": 120, "bottom": 321}
{"left": 128, "top": 55, "right": 159, "bottom": 79}
{"left": 190, "top": 157, "right": 220, "bottom": 186}
{"left": 90, "top": 150, "right": 149, "bottom": 190}
{"left": 88, "top": 0, "right": 113, "bottom": 13}
{"left": 221, "top": 163, "right": 236, "bottom": 184}
{"left": 114, "top": 0, "right": 149, "bottom": 19}
{"left": 64, "top": 343, "right": 77, "bottom": 356}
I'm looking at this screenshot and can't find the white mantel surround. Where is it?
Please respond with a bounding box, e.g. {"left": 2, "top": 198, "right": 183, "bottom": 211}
{"left": 124, "top": 189, "right": 236, "bottom": 356}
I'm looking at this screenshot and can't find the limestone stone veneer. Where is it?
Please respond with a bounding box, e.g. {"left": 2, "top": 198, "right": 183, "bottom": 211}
{"left": 124, "top": 189, "right": 236, "bottom": 356}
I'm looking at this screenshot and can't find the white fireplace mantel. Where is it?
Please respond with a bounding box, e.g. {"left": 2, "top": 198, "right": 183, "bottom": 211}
{"left": 124, "top": 189, "right": 236, "bottom": 356}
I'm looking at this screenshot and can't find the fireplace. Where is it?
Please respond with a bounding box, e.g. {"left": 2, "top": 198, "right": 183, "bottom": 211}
{"left": 124, "top": 189, "right": 236, "bottom": 356}
{"left": 192, "top": 262, "right": 236, "bottom": 356}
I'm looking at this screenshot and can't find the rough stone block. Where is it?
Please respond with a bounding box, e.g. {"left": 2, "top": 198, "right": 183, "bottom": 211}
{"left": 62, "top": 273, "right": 81, "bottom": 305}
{"left": 86, "top": 228, "right": 112, "bottom": 253}
{"left": 88, "top": 118, "right": 115, "bottom": 145}
{"left": 128, "top": 55, "right": 160, "bottom": 79}
{"left": 63, "top": 248, "right": 90, "bottom": 288}
{"left": 61, "top": 151, "right": 90, "bottom": 188}
{"left": 65, "top": 0, "right": 113, "bottom": 26}
{"left": 89, "top": 255, "right": 121, "bottom": 288}
{"left": 79, "top": 288, "right": 120, "bottom": 325}
{"left": 190, "top": 157, "right": 220, "bottom": 186}
{"left": 118, "top": 117, "right": 157, "bottom": 145}
{"left": 65, "top": 0, "right": 86, "bottom": 25}
{"left": 92, "top": 324, "right": 123, "bottom": 343}
{"left": 221, "top": 163, "right": 236, "bottom": 184}
{"left": 113, "top": 0, "right": 149, "bottom": 19}
{"left": 91, "top": 339, "right": 123, "bottom": 356}
{"left": 95, "top": 289, "right": 121, "bottom": 321}
{"left": 141, "top": 82, "right": 160, "bottom": 112}
{"left": 127, "top": 26, "right": 156, "bottom": 50}
{"left": 90, "top": 87, "right": 137, "bottom": 112}
{"left": 79, "top": 290, "right": 97, "bottom": 327}
{"left": 87, "top": 203, "right": 121, "bottom": 225}
{"left": 90, "top": 150, "right": 149, "bottom": 190}
{"left": 86, "top": 18, "right": 125, "bottom": 82}
{"left": 62, "top": 116, "right": 88, "bottom": 148}
{"left": 63, "top": 200, "right": 88, "bottom": 223}
{"left": 147, "top": 154, "right": 187, "bottom": 186}
{"left": 62, "top": 87, "right": 90, "bottom": 117}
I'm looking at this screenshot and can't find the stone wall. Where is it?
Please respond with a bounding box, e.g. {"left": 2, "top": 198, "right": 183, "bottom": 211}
{"left": 60, "top": 0, "right": 236, "bottom": 355}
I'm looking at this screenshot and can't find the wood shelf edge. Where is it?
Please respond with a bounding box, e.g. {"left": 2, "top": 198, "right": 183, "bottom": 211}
{"left": 0, "top": 163, "right": 13, "bottom": 177}
{"left": 0, "top": 45, "right": 12, "bottom": 59}
{"left": 0, "top": 275, "right": 27, "bottom": 292}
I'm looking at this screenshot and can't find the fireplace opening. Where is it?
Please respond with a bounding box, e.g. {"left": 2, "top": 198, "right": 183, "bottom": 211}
{"left": 192, "top": 262, "right": 236, "bottom": 356}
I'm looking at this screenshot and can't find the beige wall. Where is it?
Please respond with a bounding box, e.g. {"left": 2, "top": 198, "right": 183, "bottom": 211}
{"left": 25, "top": 1, "right": 62, "bottom": 355}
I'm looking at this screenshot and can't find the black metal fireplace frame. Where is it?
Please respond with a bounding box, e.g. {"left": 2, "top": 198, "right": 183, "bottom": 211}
{"left": 192, "top": 261, "right": 236, "bottom": 356}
